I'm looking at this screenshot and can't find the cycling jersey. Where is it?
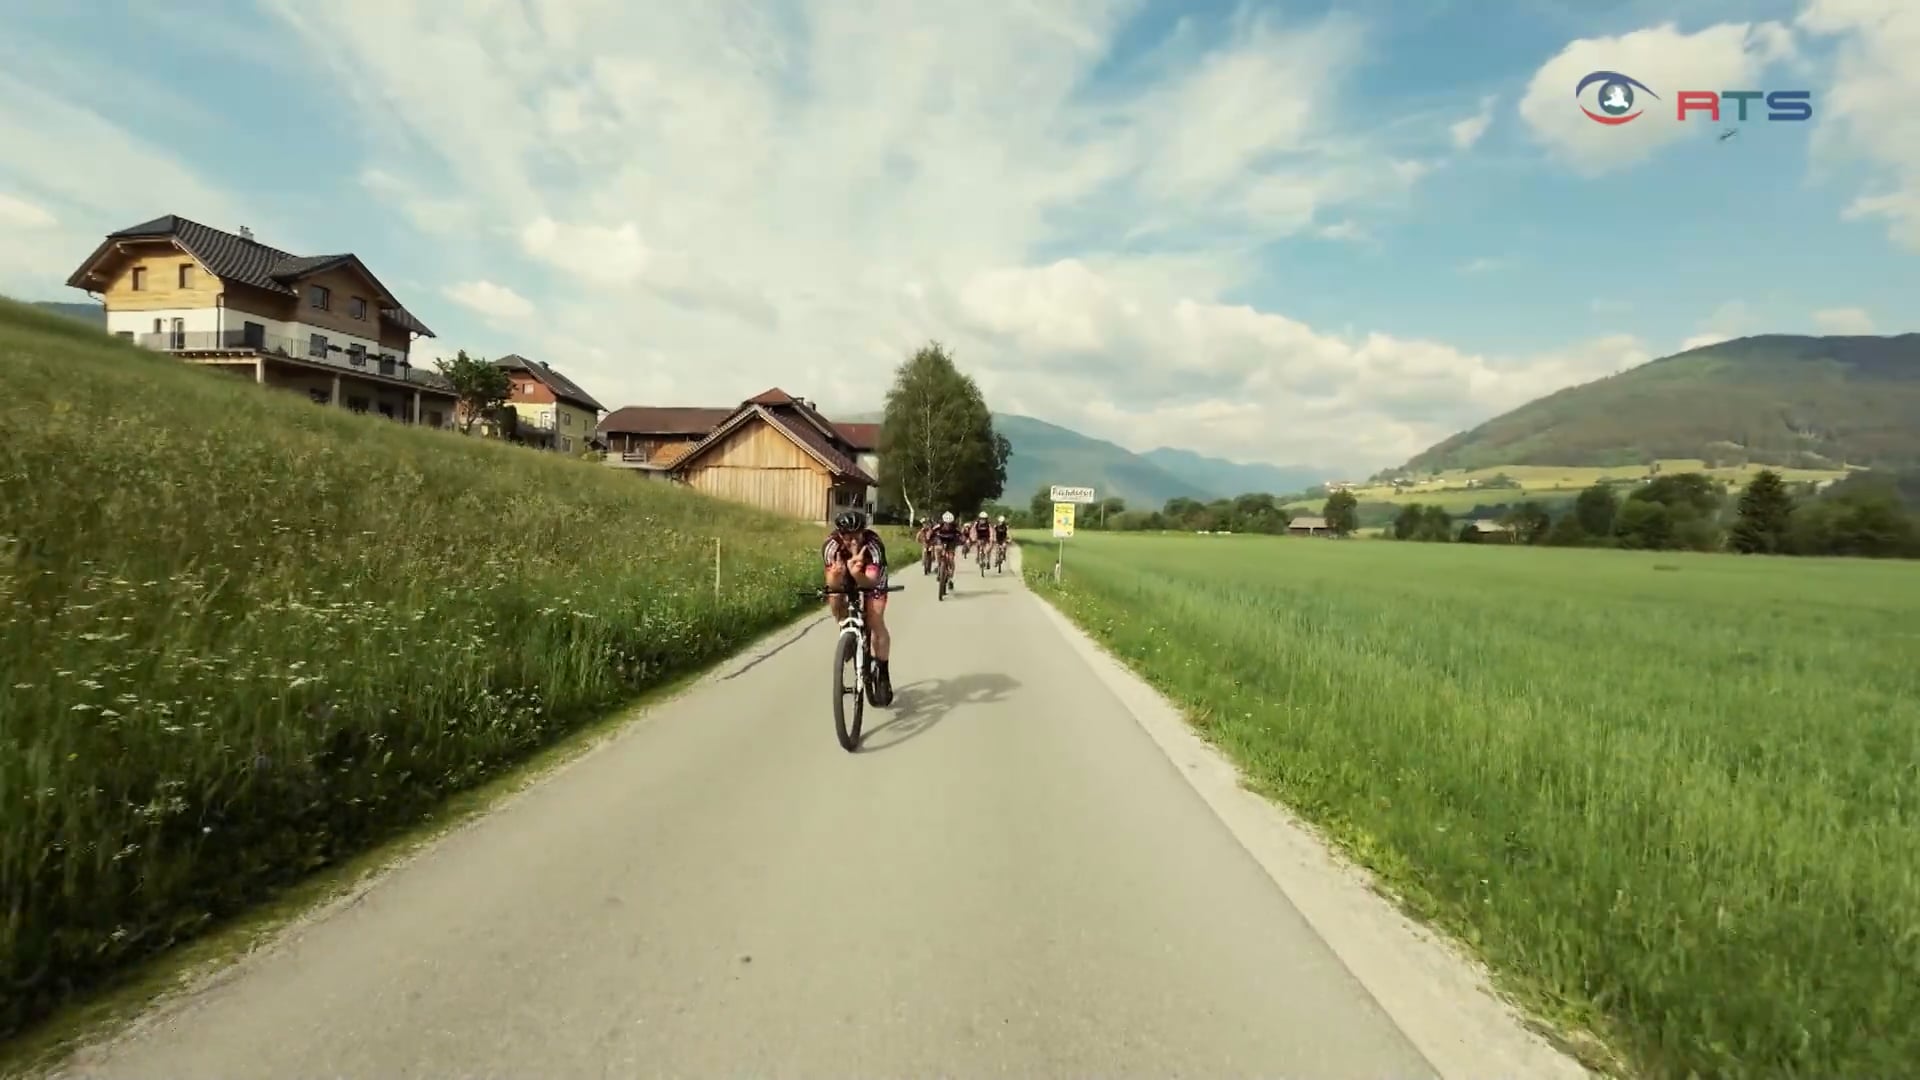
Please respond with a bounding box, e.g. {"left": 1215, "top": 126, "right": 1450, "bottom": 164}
{"left": 823, "top": 529, "right": 887, "bottom": 580}
{"left": 931, "top": 521, "right": 963, "bottom": 548}
{"left": 992, "top": 523, "right": 1010, "bottom": 543}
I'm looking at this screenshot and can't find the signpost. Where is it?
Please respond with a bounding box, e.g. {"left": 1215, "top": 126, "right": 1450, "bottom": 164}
{"left": 1048, "top": 485, "right": 1093, "bottom": 581}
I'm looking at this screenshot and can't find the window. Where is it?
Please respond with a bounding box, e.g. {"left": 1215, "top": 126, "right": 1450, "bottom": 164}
{"left": 561, "top": 437, "right": 573, "bottom": 453}
{"left": 378, "top": 402, "right": 395, "bottom": 418}
{"left": 349, "top": 296, "right": 367, "bottom": 320}
{"left": 426, "top": 410, "right": 444, "bottom": 428}
{"left": 308, "top": 388, "right": 330, "bottom": 405}
{"left": 152, "top": 318, "right": 163, "bottom": 333}
{"left": 309, "top": 333, "right": 329, "bottom": 358}
{"left": 169, "top": 318, "right": 185, "bottom": 349}
{"left": 347, "top": 343, "right": 367, "bottom": 366}
{"left": 346, "top": 396, "right": 370, "bottom": 413}
{"left": 308, "top": 284, "right": 331, "bottom": 310}
{"left": 178, "top": 264, "right": 193, "bottom": 288}
{"left": 130, "top": 267, "right": 146, "bottom": 291}
{"left": 561, "top": 411, "right": 572, "bottom": 428}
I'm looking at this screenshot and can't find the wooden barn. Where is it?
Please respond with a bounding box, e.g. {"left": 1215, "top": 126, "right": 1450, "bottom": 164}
{"left": 667, "top": 389, "right": 875, "bottom": 522}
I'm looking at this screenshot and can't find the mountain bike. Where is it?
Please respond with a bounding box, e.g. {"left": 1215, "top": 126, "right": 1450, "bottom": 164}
{"left": 978, "top": 536, "right": 989, "bottom": 577}
{"left": 993, "top": 541, "right": 1006, "bottom": 574}
{"left": 812, "top": 580, "right": 904, "bottom": 752}
{"left": 936, "top": 546, "right": 954, "bottom": 601}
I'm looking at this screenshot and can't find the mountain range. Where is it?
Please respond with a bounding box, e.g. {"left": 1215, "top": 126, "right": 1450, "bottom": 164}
{"left": 1403, "top": 334, "right": 1920, "bottom": 473}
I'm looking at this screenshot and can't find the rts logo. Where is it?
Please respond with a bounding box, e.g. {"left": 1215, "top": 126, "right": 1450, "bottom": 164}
{"left": 1575, "top": 70, "right": 1813, "bottom": 125}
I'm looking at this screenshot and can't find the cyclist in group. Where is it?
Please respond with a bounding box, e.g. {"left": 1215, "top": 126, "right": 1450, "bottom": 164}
{"left": 992, "top": 514, "right": 1011, "bottom": 566}
{"left": 823, "top": 509, "right": 892, "bottom": 705}
{"left": 970, "top": 511, "right": 993, "bottom": 564}
{"left": 930, "top": 510, "right": 964, "bottom": 585}
{"left": 916, "top": 516, "right": 937, "bottom": 575}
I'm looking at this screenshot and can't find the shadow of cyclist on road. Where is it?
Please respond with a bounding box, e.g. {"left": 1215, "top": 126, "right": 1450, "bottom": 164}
{"left": 858, "top": 671, "right": 1020, "bottom": 753}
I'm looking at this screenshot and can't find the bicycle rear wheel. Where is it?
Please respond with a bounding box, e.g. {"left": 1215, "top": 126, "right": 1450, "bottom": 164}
{"left": 832, "top": 630, "right": 863, "bottom": 751}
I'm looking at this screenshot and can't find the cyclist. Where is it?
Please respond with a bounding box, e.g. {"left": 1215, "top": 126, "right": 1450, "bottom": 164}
{"left": 970, "top": 511, "right": 993, "bottom": 564}
{"left": 823, "top": 509, "right": 892, "bottom": 705}
{"left": 916, "top": 516, "right": 936, "bottom": 575}
{"left": 930, "top": 510, "right": 964, "bottom": 585}
{"left": 992, "top": 514, "right": 1011, "bottom": 565}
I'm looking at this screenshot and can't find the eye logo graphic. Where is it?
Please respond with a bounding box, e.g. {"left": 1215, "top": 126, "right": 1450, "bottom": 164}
{"left": 1576, "top": 71, "right": 1659, "bottom": 125}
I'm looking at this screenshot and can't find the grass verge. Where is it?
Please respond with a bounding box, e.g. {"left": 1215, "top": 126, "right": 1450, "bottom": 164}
{"left": 0, "top": 298, "right": 845, "bottom": 1040}
{"left": 1023, "top": 531, "right": 1918, "bottom": 1079}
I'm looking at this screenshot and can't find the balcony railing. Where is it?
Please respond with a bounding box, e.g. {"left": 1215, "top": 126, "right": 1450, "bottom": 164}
{"left": 132, "top": 330, "right": 435, "bottom": 386}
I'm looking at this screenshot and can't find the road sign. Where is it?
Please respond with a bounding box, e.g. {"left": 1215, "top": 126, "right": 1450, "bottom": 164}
{"left": 1052, "top": 502, "right": 1076, "bottom": 538}
{"left": 1050, "top": 485, "right": 1096, "bottom": 505}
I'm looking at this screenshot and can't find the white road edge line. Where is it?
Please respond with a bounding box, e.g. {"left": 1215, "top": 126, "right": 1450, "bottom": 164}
{"left": 1013, "top": 546, "right": 1593, "bottom": 1080}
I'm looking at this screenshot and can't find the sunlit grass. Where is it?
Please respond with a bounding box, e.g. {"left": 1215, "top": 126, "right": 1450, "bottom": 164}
{"left": 0, "top": 299, "right": 835, "bottom": 1038}
{"left": 1025, "top": 531, "right": 1920, "bottom": 1079}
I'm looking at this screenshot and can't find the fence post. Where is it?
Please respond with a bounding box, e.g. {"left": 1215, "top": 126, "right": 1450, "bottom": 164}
{"left": 714, "top": 537, "right": 721, "bottom": 601}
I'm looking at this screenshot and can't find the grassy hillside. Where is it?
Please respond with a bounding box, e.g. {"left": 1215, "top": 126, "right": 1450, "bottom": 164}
{"left": 0, "top": 299, "right": 827, "bottom": 1038}
{"left": 1404, "top": 334, "right": 1920, "bottom": 473}
{"left": 1026, "top": 533, "right": 1919, "bottom": 1078}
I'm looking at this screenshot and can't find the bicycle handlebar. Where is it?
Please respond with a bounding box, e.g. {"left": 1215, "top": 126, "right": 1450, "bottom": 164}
{"left": 809, "top": 583, "right": 906, "bottom": 598}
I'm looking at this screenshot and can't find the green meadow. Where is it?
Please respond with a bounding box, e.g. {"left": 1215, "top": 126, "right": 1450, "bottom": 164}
{"left": 1026, "top": 531, "right": 1920, "bottom": 1079}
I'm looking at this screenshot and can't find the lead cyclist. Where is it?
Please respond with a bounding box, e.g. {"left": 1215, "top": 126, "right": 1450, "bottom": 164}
{"left": 823, "top": 509, "right": 892, "bottom": 705}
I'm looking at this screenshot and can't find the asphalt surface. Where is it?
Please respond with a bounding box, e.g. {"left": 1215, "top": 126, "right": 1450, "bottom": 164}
{"left": 61, "top": 545, "right": 1441, "bottom": 1079}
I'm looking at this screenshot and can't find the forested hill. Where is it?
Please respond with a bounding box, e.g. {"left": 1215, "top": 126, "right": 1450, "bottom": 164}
{"left": 1403, "top": 334, "right": 1920, "bottom": 473}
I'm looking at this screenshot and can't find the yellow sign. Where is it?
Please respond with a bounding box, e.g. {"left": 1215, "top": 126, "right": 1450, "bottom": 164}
{"left": 1052, "top": 502, "right": 1076, "bottom": 538}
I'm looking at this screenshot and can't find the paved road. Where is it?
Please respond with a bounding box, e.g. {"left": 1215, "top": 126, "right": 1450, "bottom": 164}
{"left": 62, "top": 547, "right": 1439, "bottom": 1079}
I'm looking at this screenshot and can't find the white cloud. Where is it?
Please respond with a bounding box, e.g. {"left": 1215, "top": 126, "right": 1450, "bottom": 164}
{"left": 0, "top": 1, "right": 1599, "bottom": 473}
{"left": 1812, "top": 305, "right": 1875, "bottom": 333}
{"left": 0, "top": 193, "right": 55, "bottom": 229}
{"left": 1679, "top": 299, "right": 1756, "bottom": 352}
{"left": 1797, "top": 0, "right": 1920, "bottom": 249}
{"left": 953, "top": 259, "right": 1653, "bottom": 466}
{"left": 443, "top": 280, "right": 534, "bottom": 322}
{"left": 1519, "top": 21, "right": 1796, "bottom": 173}
{"left": 1450, "top": 95, "right": 1496, "bottom": 150}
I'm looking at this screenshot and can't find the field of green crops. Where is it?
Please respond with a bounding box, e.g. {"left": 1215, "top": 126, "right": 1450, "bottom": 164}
{"left": 0, "top": 299, "right": 840, "bottom": 1040}
{"left": 1025, "top": 531, "right": 1919, "bottom": 1079}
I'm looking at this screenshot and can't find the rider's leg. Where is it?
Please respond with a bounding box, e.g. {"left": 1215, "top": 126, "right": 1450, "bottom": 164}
{"left": 866, "top": 598, "right": 890, "bottom": 663}
{"left": 824, "top": 565, "right": 850, "bottom": 622}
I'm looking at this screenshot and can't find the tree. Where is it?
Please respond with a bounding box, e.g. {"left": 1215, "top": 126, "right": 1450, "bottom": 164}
{"left": 1392, "top": 503, "right": 1426, "bottom": 540}
{"left": 1729, "top": 470, "right": 1795, "bottom": 554}
{"left": 1419, "top": 504, "right": 1453, "bottom": 542}
{"left": 1573, "top": 483, "right": 1619, "bottom": 539}
{"left": 1544, "top": 514, "right": 1587, "bottom": 546}
{"left": 1503, "top": 501, "right": 1553, "bottom": 545}
{"left": 1029, "top": 484, "right": 1053, "bottom": 524}
{"left": 1323, "top": 489, "right": 1359, "bottom": 536}
{"left": 1634, "top": 472, "right": 1724, "bottom": 517}
{"left": 877, "top": 342, "right": 1008, "bottom": 517}
{"left": 1613, "top": 499, "right": 1674, "bottom": 549}
{"left": 436, "top": 350, "right": 510, "bottom": 435}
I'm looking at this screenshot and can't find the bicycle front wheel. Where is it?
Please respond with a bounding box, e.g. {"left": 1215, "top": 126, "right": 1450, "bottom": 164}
{"left": 832, "top": 630, "right": 863, "bottom": 751}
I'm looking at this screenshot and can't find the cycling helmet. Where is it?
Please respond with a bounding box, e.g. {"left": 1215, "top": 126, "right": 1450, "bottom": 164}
{"left": 834, "top": 509, "right": 866, "bottom": 532}
{"left": 997, "top": 515, "right": 1006, "bottom": 523}
{"left": 978, "top": 511, "right": 988, "bottom": 519}
{"left": 941, "top": 511, "right": 955, "bottom": 523}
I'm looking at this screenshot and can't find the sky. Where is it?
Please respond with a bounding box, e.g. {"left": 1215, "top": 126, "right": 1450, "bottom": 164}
{"left": 0, "top": 0, "right": 1914, "bottom": 476}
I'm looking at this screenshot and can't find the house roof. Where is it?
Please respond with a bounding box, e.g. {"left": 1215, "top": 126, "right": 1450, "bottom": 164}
{"left": 1290, "top": 516, "right": 1329, "bottom": 529}
{"left": 672, "top": 401, "right": 874, "bottom": 485}
{"left": 64, "top": 215, "right": 437, "bottom": 337}
{"left": 596, "top": 405, "right": 735, "bottom": 438}
{"left": 494, "top": 353, "right": 605, "bottom": 413}
{"left": 834, "top": 422, "right": 880, "bottom": 451}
